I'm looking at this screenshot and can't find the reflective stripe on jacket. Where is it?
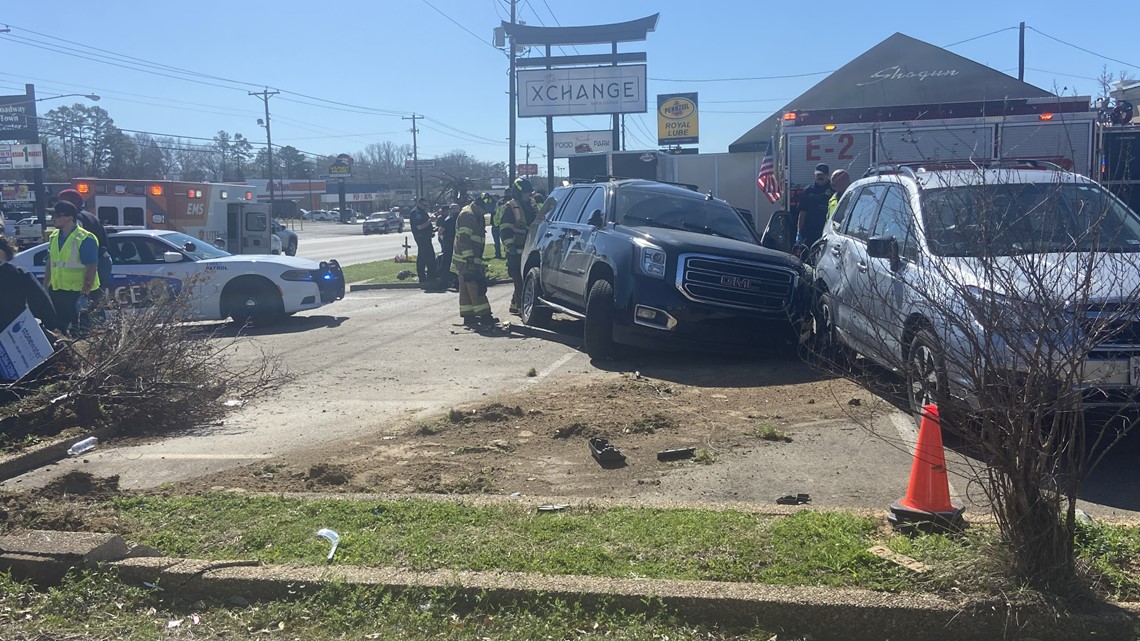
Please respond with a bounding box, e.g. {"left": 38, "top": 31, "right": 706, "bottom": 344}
{"left": 48, "top": 226, "right": 99, "bottom": 292}
{"left": 452, "top": 206, "right": 486, "bottom": 273}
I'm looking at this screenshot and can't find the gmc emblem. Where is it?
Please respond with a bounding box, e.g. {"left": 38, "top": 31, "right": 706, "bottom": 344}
{"left": 720, "top": 275, "right": 752, "bottom": 289}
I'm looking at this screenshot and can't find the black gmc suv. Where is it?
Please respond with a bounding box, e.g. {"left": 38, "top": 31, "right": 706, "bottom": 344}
{"left": 519, "top": 178, "right": 805, "bottom": 358}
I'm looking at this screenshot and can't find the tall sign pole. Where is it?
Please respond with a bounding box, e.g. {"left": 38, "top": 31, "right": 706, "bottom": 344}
{"left": 508, "top": 0, "right": 518, "bottom": 184}
{"left": 545, "top": 45, "right": 555, "bottom": 194}
{"left": 26, "top": 84, "right": 46, "bottom": 229}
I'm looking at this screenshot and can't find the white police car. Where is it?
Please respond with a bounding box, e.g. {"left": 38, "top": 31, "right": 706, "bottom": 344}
{"left": 13, "top": 229, "right": 344, "bottom": 324}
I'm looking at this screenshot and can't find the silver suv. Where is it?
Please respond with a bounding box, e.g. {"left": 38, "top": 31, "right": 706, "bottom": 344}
{"left": 809, "top": 162, "right": 1140, "bottom": 417}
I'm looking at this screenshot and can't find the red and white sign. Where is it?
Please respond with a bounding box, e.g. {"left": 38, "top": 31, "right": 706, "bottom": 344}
{"left": 517, "top": 163, "right": 539, "bottom": 176}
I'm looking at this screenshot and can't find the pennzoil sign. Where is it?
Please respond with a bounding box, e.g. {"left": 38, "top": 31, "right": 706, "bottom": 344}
{"left": 657, "top": 93, "right": 699, "bottom": 146}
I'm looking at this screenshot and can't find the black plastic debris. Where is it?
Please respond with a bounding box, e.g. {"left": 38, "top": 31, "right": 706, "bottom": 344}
{"left": 776, "top": 493, "right": 811, "bottom": 505}
{"left": 589, "top": 436, "right": 626, "bottom": 465}
{"left": 656, "top": 447, "right": 697, "bottom": 462}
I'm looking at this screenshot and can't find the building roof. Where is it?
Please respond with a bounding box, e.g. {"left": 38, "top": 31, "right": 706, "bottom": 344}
{"left": 729, "top": 33, "right": 1054, "bottom": 153}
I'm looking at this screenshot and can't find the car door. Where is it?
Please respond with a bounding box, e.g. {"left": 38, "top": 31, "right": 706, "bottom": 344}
{"left": 559, "top": 186, "right": 606, "bottom": 307}
{"left": 862, "top": 184, "right": 921, "bottom": 364}
{"left": 830, "top": 184, "right": 887, "bottom": 354}
{"left": 109, "top": 236, "right": 202, "bottom": 311}
{"left": 540, "top": 186, "right": 592, "bottom": 300}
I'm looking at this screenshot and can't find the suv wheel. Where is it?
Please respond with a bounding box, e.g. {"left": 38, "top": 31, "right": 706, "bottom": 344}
{"left": 810, "top": 290, "right": 847, "bottom": 368}
{"left": 906, "top": 328, "right": 949, "bottom": 421}
{"left": 521, "top": 267, "right": 552, "bottom": 326}
{"left": 584, "top": 278, "right": 616, "bottom": 359}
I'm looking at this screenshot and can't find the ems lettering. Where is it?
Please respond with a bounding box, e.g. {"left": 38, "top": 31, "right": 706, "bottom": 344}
{"left": 187, "top": 203, "right": 205, "bottom": 216}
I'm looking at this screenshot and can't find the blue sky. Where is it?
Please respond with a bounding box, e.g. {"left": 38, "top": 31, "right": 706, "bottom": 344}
{"left": 2, "top": 1, "right": 1134, "bottom": 173}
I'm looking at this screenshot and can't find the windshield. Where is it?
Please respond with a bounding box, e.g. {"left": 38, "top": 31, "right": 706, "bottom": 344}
{"left": 615, "top": 188, "right": 756, "bottom": 243}
{"left": 921, "top": 181, "right": 1140, "bottom": 257}
{"left": 367, "top": 214, "right": 384, "bottom": 220}
{"left": 156, "top": 231, "right": 232, "bottom": 260}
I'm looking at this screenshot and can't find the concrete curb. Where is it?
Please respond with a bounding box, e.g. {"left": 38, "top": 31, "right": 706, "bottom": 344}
{"left": 350, "top": 279, "right": 510, "bottom": 292}
{"left": 0, "top": 426, "right": 118, "bottom": 483}
{"left": 0, "top": 530, "right": 1135, "bottom": 640}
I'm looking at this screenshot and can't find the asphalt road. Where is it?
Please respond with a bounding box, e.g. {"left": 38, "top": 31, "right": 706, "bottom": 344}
{"left": 287, "top": 220, "right": 417, "bottom": 267}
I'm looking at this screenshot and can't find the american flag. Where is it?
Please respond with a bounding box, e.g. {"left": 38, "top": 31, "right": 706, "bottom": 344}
{"left": 757, "top": 153, "right": 780, "bottom": 204}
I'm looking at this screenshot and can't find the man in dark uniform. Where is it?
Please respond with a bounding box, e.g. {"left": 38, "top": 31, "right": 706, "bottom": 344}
{"left": 796, "top": 163, "right": 835, "bottom": 248}
{"left": 409, "top": 198, "right": 436, "bottom": 287}
{"left": 434, "top": 203, "right": 460, "bottom": 290}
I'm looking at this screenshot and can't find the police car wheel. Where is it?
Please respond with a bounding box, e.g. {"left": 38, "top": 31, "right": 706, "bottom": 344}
{"left": 226, "top": 281, "right": 284, "bottom": 325}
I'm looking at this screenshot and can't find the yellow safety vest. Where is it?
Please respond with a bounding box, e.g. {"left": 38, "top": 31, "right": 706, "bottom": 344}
{"left": 48, "top": 226, "right": 100, "bottom": 292}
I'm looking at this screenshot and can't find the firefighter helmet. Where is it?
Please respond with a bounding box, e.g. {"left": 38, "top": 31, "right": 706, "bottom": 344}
{"left": 512, "top": 177, "right": 534, "bottom": 195}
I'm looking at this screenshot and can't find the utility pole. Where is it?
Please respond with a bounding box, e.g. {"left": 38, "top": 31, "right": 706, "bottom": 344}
{"left": 508, "top": 0, "right": 517, "bottom": 184}
{"left": 1018, "top": 22, "right": 1025, "bottom": 82}
{"left": 403, "top": 113, "right": 423, "bottom": 199}
{"left": 250, "top": 88, "right": 279, "bottom": 212}
{"left": 522, "top": 143, "right": 533, "bottom": 167}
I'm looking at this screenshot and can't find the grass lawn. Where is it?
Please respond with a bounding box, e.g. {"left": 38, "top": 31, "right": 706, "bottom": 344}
{"left": 46, "top": 493, "right": 1133, "bottom": 601}
{"left": 344, "top": 244, "right": 509, "bottom": 285}
{"left": 5, "top": 495, "right": 1139, "bottom": 640}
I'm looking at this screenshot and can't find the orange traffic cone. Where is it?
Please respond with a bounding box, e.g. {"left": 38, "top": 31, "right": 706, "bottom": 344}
{"left": 888, "top": 404, "right": 965, "bottom": 533}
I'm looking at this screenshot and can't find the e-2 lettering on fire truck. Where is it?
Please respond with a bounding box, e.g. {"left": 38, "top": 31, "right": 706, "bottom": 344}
{"left": 774, "top": 95, "right": 1098, "bottom": 210}
{"left": 70, "top": 178, "right": 275, "bottom": 254}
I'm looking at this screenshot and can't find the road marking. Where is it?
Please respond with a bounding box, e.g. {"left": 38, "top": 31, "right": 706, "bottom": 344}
{"left": 129, "top": 453, "right": 274, "bottom": 460}
{"left": 888, "top": 411, "right": 960, "bottom": 500}
{"left": 529, "top": 352, "right": 577, "bottom": 383}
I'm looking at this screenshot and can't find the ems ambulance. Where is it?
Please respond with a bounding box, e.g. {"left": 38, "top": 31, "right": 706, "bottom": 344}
{"left": 71, "top": 178, "right": 278, "bottom": 255}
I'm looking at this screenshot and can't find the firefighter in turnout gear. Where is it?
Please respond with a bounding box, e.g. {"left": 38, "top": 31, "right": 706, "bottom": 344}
{"left": 500, "top": 177, "right": 539, "bottom": 315}
{"left": 454, "top": 193, "right": 498, "bottom": 328}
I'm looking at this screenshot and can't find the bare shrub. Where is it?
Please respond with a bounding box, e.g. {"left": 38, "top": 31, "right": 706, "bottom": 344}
{"left": 1, "top": 279, "right": 288, "bottom": 437}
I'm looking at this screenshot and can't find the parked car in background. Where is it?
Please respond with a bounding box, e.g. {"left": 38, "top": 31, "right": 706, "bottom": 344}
{"left": 13, "top": 216, "right": 48, "bottom": 249}
{"left": 272, "top": 219, "right": 299, "bottom": 256}
{"left": 362, "top": 211, "right": 404, "bottom": 235}
{"left": 519, "top": 178, "right": 805, "bottom": 358}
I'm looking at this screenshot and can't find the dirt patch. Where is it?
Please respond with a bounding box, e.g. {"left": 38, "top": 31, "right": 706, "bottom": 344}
{"left": 40, "top": 471, "right": 121, "bottom": 500}
{"left": 174, "top": 359, "right": 881, "bottom": 501}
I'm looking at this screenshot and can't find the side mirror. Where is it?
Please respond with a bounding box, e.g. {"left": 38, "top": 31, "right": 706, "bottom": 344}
{"left": 163, "top": 251, "right": 183, "bottom": 263}
{"left": 866, "top": 236, "right": 900, "bottom": 272}
{"left": 587, "top": 209, "right": 604, "bottom": 227}
{"left": 760, "top": 210, "right": 794, "bottom": 254}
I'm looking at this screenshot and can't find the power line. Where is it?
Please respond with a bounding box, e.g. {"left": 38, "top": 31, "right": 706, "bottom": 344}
{"left": 943, "top": 26, "right": 1018, "bottom": 48}
{"left": 419, "top": 0, "right": 504, "bottom": 55}
{"left": 649, "top": 70, "right": 832, "bottom": 83}
{"left": 1026, "top": 26, "right": 1140, "bottom": 71}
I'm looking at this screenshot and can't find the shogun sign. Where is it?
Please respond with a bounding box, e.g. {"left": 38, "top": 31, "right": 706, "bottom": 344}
{"left": 518, "top": 65, "right": 646, "bottom": 117}
{"left": 552, "top": 130, "right": 614, "bottom": 158}
{"left": 857, "top": 66, "right": 960, "bottom": 86}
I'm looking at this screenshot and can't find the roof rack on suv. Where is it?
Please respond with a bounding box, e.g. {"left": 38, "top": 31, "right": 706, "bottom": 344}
{"left": 577, "top": 175, "right": 701, "bottom": 192}
{"left": 863, "top": 164, "right": 919, "bottom": 181}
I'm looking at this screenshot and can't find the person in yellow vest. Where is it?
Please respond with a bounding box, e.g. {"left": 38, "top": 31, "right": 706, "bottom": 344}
{"left": 43, "top": 200, "right": 101, "bottom": 335}
{"left": 827, "top": 169, "right": 851, "bottom": 221}
{"left": 453, "top": 193, "right": 498, "bottom": 329}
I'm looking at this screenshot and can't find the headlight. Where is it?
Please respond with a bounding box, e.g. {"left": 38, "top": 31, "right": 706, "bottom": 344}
{"left": 633, "top": 239, "right": 667, "bottom": 279}
{"left": 280, "top": 269, "right": 314, "bottom": 282}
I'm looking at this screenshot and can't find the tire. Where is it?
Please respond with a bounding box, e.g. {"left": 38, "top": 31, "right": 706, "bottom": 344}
{"left": 906, "top": 328, "right": 950, "bottom": 421}
{"left": 810, "top": 289, "right": 848, "bottom": 369}
{"left": 521, "top": 267, "right": 552, "bottom": 326}
{"left": 287, "top": 240, "right": 297, "bottom": 256}
{"left": 584, "top": 278, "right": 616, "bottom": 360}
{"left": 226, "top": 282, "right": 284, "bottom": 326}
